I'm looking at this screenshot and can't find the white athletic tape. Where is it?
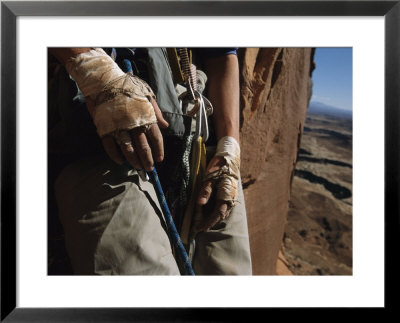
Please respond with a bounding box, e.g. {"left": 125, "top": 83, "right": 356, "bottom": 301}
{"left": 65, "top": 48, "right": 125, "bottom": 99}
{"left": 65, "top": 48, "right": 157, "bottom": 137}
{"left": 215, "top": 136, "right": 241, "bottom": 160}
{"left": 214, "top": 136, "right": 241, "bottom": 203}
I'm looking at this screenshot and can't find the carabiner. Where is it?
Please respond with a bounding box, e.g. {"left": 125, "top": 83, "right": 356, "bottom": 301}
{"left": 179, "top": 89, "right": 213, "bottom": 143}
{"left": 194, "top": 93, "right": 212, "bottom": 142}
{"left": 178, "top": 81, "right": 199, "bottom": 116}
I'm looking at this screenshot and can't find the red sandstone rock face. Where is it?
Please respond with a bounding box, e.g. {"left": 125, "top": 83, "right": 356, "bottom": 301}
{"left": 238, "top": 48, "right": 314, "bottom": 275}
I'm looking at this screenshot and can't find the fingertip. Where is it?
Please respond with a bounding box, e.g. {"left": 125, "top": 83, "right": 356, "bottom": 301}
{"left": 158, "top": 117, "right": 169, "bottom": 128}
{"left": 196, "top": 219, "right": 213, "bottom": 233}
{"left": 195, "top": 223, "right": 207, "bottom": 233}
{"left": 157, "top": 120, "right": 169, "bottom": 130}
{"left": 197, "top": 197, "right": 206, "bottom": 205}
{"left": 125, "top": 144, "right": 134, "bottom": 153}
{"left": 114, "top": 157, "right": 124, "bottom": 165}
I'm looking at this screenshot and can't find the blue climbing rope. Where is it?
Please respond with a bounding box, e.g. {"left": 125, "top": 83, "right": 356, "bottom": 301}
{"left": 120, "top": 57, "right": 195, "bottom": 275}
{"left": 148, "top": 168, "right": 195, "bottom": 275}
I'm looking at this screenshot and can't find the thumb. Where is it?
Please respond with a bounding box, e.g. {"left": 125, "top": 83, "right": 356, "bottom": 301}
{"left": 151, "top": 99, "right": 169, "bottom": 129}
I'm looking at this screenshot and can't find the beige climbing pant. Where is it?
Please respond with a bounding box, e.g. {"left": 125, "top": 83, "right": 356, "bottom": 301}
{"left": 55, "top": 155, "right": 252, "bottom": 275}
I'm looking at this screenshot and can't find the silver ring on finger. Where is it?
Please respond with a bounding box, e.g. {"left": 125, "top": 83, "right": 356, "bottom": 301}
{"left": 114, "top": 130, "right": 132, "bottom": 146}
{"left": 141, "top": 124, "right": 151, "bottom": 134}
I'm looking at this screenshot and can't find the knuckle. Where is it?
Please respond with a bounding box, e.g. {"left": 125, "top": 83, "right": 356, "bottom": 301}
{"left": 139, "top": 144, "right": 151, "bottom": 156}
{"left": 202, "top": 186, "right": 212, "bottom": 196}
{"left": 216, "top": 209, "right": 226, "bottom": 219}
{"left": 122, "top": 143, "right": 134, "bottom": 153}
{"left": 216, "top": 206, "right": 229, "bottom": 220}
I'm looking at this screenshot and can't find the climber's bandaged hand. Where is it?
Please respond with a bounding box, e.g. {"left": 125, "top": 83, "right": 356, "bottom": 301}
{"left": 93, "top": 74, "right": 157, "bottom": 137}
{"left": 65, "top": 48, "right": 168, "bottom": 170}
{"left": 197, "top": 136, "right": 241, "bottom": 231}
{"left": 65, "top": 48, "right": 157, "bottom": 137}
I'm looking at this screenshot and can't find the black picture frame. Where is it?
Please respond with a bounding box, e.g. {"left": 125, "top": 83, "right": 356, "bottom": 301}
{"left": 1, "top": 0, "right": 398, "bottom": 321}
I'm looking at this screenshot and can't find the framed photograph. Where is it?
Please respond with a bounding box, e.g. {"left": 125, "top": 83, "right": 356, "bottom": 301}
{"left": 2, "top": 0, "right": 398, "bottom": 320}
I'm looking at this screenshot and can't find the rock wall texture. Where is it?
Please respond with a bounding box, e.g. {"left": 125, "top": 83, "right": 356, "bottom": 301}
{"left": 237, "top": 48, "right": 314, "bottom": 275}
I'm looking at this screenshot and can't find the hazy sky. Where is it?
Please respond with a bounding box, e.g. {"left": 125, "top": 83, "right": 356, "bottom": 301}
{"left": 310, "top": 47, "right": 353, "bottom": 111}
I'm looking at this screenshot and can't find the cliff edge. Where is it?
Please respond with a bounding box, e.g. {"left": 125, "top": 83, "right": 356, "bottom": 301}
{"left": 238, "top": 48, "right": 314, "bottom": 274}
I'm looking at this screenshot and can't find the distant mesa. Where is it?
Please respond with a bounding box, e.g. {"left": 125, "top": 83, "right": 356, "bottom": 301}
{"left": 308, "top": 101, "right": 352, "bottom": 119}
{"left": 303, "top": 127, "right": 352, "bottom": 145}
{"left": 297, "top": 156, "right": 352, "bottom": 168}
{"left": 295, "top": 170, "right": 352, "bottom": 199}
